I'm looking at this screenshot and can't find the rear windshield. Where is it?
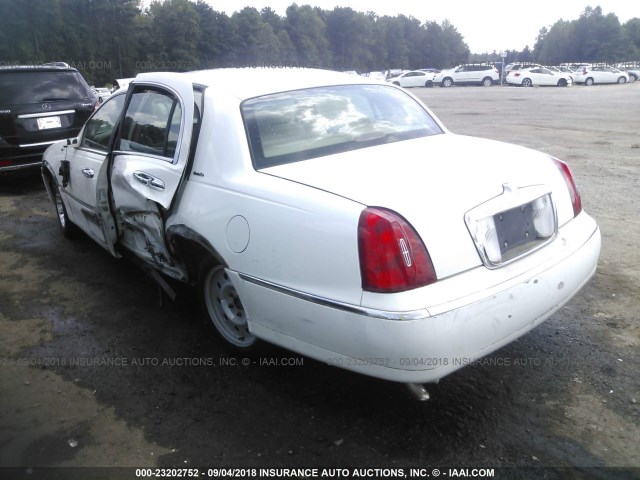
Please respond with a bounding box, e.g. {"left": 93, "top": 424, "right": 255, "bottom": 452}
{"left": 0, "top": 71, "right": 94, "bottom": 105}
{"left": 242, "top": 84, "right": 443, "bottom": 169}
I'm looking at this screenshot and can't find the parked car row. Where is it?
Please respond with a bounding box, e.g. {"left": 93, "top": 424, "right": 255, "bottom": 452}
{"left": 504, "top": 63, "right": 632, "bottom": 87}
{"left": 386, "top": 64, "right": 501, "bottom": 88}
{"left": 383, "top": 62, "right": 638, "bottom": 90}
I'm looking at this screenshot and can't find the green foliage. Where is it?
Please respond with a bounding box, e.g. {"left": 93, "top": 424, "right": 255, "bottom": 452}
{"left": 2, "top": 1, "right": 636, "bottom": 87}
{"left": 533, "top": 5, "right": 638, "bottom": 63}
{"left": 0, "top": 0, "right": 470, "bottom": 83}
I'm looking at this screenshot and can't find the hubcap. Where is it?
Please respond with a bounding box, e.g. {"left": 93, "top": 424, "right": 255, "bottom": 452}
{"left": 204, "top": 266, "right": 255, "bottom": 348}
{"left": 54, "top": 189, "right": 66, "bottom": 228}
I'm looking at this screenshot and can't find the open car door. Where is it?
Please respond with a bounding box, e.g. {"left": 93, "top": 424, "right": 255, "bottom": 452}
{"left": 107, "top": 73, "right": 197, "bottom": 278}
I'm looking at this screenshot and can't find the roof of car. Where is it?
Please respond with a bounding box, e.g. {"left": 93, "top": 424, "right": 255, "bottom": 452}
{"left": 135, "top": 68, "right": 382, "bottom": 100}
{"left": 0, "top": 62, "right": 78, "bottom": 73}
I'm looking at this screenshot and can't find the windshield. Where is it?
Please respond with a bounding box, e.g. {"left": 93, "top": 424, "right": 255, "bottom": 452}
{"left": 242, "top": 84, "right": 443, "bottom": 169}
{"left": 0, "top": 71, "right": 94, "bottom": 105}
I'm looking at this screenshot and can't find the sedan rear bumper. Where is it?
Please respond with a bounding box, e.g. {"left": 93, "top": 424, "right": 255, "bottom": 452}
{"left": 234, "top": 214, "right": 601, "bottom": 383}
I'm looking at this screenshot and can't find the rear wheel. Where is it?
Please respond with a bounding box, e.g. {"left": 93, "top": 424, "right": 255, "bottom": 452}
{"left": 199, "top": 262, "right": 258, "bottom": 351}
{"left": 522, "top": 78, "right": 533, "bottom": 87}
{"left": 50, "top": 179, "right": 77, "bottom": 238}
{"left": 557, "top": 79, "right": 568, "bottom": 87}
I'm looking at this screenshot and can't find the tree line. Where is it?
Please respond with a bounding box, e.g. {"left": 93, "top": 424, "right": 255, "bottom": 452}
{"left": 0, "top": 1, "right": 638, "bottom": 87}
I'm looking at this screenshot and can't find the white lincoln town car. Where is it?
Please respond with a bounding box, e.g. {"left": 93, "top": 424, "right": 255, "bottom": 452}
{"left": 42, "top": 68, "right": 600, "bottom": 398}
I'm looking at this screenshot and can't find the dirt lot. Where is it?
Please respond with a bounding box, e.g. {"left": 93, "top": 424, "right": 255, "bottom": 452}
{"left": 1, "top": 82, "right": 639, "bottom": 479}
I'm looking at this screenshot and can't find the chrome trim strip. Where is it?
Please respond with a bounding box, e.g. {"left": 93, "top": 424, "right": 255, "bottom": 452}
{"left": 19, "top": 140, "right": 57, "bottom": 148}
{"left": 18, "top": 110, "right": 75, "bottom": 119}
{"left": 238, "top": 273, "right": 430, "bottom": 321}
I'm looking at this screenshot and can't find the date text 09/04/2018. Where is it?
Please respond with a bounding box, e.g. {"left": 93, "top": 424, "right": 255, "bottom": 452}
{"left": 135, "top": 467, "right": 496, "bottom": 478}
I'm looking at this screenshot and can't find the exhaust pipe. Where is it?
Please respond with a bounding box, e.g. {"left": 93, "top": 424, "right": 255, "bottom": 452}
{"left": 406, "top": 383, "right": 430, "bottom": 401}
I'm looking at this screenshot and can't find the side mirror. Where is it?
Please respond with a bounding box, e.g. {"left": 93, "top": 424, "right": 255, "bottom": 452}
{"left": 58, "top": 160, "right": 70, "bottom": 187}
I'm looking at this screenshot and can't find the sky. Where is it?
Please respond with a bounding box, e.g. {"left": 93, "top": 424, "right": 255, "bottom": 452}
{"left": 205, "top": 0, "right": 638, "bottom": 53}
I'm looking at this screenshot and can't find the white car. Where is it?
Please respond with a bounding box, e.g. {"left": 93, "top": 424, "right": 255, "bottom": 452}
{"left": 91, "top": 87, "right": 112, "bottom": 103}
{"left": 387, "top": 70, "right": 435, "bottom": 88}
{"left": 363, "top": 71, "right": 386, "bottom": 82}
{"left": 573, "top": 66, "right": 629, "bottom": 85}
{"left": 506, "top": 67, "right": 572, "bottom": 87}
{"left": 433, "top": 64, "right": 500, "bottom": 87}
{"left": 41, "top": 68, "right": 600, "bottom": 397}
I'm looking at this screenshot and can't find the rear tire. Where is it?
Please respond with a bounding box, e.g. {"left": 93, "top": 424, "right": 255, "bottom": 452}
{"left": 557, "top": 79, "right": 568, "bottom": 87}
{"left": 522, "top": 78, "right": 533, "bottom": 87}
{"left": 199, "top": 262, "right": 258, "bottom": 351}
{"left": 50, "top": 179, "right": 77, "bottom": 238}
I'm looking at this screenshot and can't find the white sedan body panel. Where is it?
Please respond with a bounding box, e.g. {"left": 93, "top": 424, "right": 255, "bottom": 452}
{"left": 42, "top": 68, "right": 601, "bottom": 384}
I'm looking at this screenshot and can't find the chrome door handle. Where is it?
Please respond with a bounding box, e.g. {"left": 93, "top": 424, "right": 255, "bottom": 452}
{"left": 133, "top": 171, "right": 165, "bottom": 190}
{"left": 82, "top": 168, "right": 95, "bottom": 178}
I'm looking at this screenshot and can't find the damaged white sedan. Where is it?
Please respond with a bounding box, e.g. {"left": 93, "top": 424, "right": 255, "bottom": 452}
{"left": 42, "top": 68, "right": 600, "bottom": 397}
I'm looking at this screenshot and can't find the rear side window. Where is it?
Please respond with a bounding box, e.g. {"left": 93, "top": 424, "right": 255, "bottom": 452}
{"left": 118, "top": 88, "right": 182, "bottom": 160}
{"left": 0, "top": 71, "right": 94, "bottom": 104}
{"left": 242, "top": 84, "right": 443, "bottom": 169}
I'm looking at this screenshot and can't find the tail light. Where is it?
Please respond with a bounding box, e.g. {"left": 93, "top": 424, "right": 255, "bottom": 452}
{"left": 514, "top": 72, "right": 521, "bottom": 77}
{"left": 358, "top": 207, "right": 437, "bottom": 293}
{"left": 552, "top": 158, "right": 582, "bottom": 217}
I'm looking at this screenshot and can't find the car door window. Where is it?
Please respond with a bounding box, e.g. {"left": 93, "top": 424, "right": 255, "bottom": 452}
{"left": 118, "top": 87, "right": 183, "bottom": 161}
{"left": 80, "top": 93, "right": 126, "bottom": 151}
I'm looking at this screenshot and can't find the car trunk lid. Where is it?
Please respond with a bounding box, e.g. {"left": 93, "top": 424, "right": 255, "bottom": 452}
{"left": 261, "top": 133, "right": 570, "bottom": 279}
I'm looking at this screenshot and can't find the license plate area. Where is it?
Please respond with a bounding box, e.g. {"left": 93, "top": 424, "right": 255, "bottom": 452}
{"left": 466, "top": 187, "right": 557, "bottom": 268}
{"left": 37, "top": 116, "right": 61, "bottom": 130}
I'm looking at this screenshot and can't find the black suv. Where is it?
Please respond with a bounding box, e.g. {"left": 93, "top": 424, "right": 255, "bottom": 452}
{"left": 0, "top": 63, "right": 97, "bottom": 173}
